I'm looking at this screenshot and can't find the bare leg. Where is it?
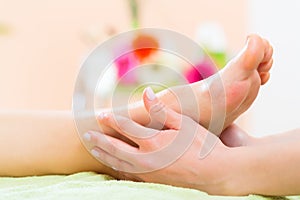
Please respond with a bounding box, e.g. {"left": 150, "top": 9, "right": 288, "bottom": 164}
{"left": 0, "top": 110, "right": 118, "bottom": 177}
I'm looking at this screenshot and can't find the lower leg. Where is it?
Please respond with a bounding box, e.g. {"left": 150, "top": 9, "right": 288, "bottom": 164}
{"left": 0, "top": 110, "right": 117, "bottom": 177}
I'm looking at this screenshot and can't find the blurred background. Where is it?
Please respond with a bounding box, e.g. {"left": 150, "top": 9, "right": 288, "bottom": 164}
{"left": 0, "top": 0, "right": 299, "bottom": 136}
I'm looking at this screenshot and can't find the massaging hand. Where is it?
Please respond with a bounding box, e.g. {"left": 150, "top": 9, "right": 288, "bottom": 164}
{"left": 86, "top": 87, "right": 239, "bottom": 194}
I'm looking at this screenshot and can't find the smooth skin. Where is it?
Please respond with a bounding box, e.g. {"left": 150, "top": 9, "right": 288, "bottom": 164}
{"left": 0, "top": 34, "right": 272, "bottom": 177}
{"left": 0, "top": 110, "right": 118, "bottom": 177}
{"left": 2, "top": 34, "right": 297, "bottom": 196}
{"left": 90, "top": 87, "right": 300, "bottom": 196}
{"left": 118, "top": 34, "right": 273, "bottom": 133}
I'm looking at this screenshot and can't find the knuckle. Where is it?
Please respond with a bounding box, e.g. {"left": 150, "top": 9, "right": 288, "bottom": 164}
{"left": 115, "top": 117, "right": 131, "bottom": 130}
{"left": 150, "top": 102, "right": 166, "bottom": 115}
{"left": 100, "top": 113, "right": 113, "bottom": 124}
{"left": 118, "top": 160, "right": 131, "bottom": 172}
{"left": 107, "top": 143, "right": 117, "bottom": 155}
{"left": 138, "top": 157, "right": 155, "bottom": 171}
{"left": 113, "top": 160, "right": 123, "bottom": 171}
{"left": 141, "top": 137, "right": 160, "bottom": 150}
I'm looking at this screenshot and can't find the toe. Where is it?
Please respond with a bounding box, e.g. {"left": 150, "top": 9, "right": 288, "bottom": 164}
{"left": 262, "top": 39, "right": 273, "bottom": 63}
{"left": 260, "top": 72, "right": 270, "bottom": 85}
{"left": 258, "top": 58, "right": 273, "bottom": 73}
{"left": 237, "top": 34, "right": 266, "bottom": 72}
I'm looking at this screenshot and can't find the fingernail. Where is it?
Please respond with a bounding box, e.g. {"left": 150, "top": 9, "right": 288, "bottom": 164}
{"left": 83, "top": 133, "right": 91, "bottom": 142}
{"left": 98, "top": 112, "right": 108, "bottom": 120}
{"left": 91, "top": 149, "right": 100, "bottom": 157}
{"left": 145, "top": 87, "right": 156, "bottom": 101}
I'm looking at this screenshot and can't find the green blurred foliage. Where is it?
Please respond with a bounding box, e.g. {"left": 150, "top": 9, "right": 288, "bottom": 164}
{"left": 0, "top": 23, "right": 11, "bottom": 35}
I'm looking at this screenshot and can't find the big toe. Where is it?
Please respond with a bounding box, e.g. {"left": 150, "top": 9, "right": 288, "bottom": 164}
{"left": 237, "top": 34, "right": 266, "bottom": 72}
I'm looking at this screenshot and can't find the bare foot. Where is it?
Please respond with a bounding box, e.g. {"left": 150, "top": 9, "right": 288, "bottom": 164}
{"left": 100, "top": 35, "right": 273, "bottom": 137}
{"left": 152, "top": 34, "right": 273, "bottom": 134}
{"left": 218, "top": 34, "right": 273, "bottom": 129}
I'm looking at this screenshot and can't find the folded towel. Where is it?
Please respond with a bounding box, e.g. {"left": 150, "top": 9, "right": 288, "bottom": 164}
{"left": 0, "top": 172, "right": 297, "bottom": 200}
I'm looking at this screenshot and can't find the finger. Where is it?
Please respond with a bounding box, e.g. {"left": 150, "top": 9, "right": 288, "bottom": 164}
{"left": 142, "top": 87, "right": 182, "bottom": 130}
{"left": 87, "top": 131, "right": 173, "bottom": 173}
{"left": 142, "top": 87, "right": 159, "bottom": 111}
{"left": 97, "top": 113, "right": 159, "bottom": 144}
{"left": 97, "top": 116, "right": 138, "bottom": 147}
{"left": 141, "top": 87, "right": 164, "bottom": 130}
{"left": 91, "top": 147, "right": 133, "bottom": 172}
{"left": 85, "top": 131, "right": 138, "bottom": 162}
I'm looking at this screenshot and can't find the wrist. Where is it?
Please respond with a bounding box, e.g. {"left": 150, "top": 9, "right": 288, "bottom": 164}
{"left": 198, "top": 146, "right": 247, "bottom": 196}
{"left": 246, "top": 135, "right": 261, "bottom": 146}
{"left": 222, "top": 146, "right": 259, "bottom": 196}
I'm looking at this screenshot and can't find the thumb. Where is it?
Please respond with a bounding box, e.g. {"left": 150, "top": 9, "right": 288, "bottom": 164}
{"left": 142, "top": 87, "right": 182, "bottom": 130}
{"left": 142, "top": 86, "right": 159, "bottom": 112}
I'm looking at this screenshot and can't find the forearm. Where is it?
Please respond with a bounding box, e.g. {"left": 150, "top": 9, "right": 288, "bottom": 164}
{"left": 229, "top": 135, "right": 300, "bottom": 196}
{"left": 251, "top": 128, "right": 300, "bottom": 145}
{"left": 0, "top": 110, "right": 116, "bottom": 177}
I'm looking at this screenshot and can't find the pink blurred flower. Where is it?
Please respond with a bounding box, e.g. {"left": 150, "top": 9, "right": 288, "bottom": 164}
{"left": 114, "top": 52, "right": 139, "bottom": 85}
{"left": 185, "top": 58, "right": 217, "bottom": 83}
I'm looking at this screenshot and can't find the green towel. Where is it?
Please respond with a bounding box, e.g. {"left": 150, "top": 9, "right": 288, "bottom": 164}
{"left": 0, "top": 172, "right": 298, "bottom": 200}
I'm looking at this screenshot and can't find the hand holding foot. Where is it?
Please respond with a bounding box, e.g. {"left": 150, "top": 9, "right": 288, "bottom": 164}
{"left": 86, "top": 87, "right": 236, "bottom": 195}
{"left": 98, "top": 34, "right": 273, "bottom": 139}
